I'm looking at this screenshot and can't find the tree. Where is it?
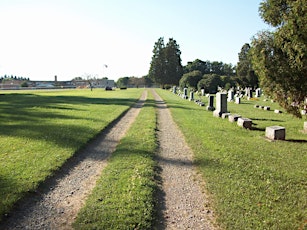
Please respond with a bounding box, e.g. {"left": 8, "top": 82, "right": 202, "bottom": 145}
{"left": 251, "top": 0, "right": 307, "bottom": 117}
{"left": 164, "top": 38, "right": 183, "bottom": 86}
{"left": 179, "top": 70, "right": 203, "bottom": 90}
{"left": 197, "top": 74, "right": 222, "bottom": 93}
{"left": 236, "top": 43, "right": 258, "bottom": 88}
{"left": 149, "top": 37, "right": 183, "bottom": 87}
{"left": 116, "top": 77, "right": 129, "bottom": 88}
{"left": 183, "top": 59, "right": 211, "bottom": 75}
{"left": 148, "top": 37, "right": 166, "bottom": 86}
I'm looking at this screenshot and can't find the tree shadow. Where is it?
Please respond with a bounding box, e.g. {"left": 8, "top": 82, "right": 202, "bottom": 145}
{"left": 285, "top": 139, "right": 307, "bottom": 143}
{"left": 0, "top": 93, "right": 138, "bottom": 148}
{"left": 250, "top": 118, "right": 284, "bottom": 122}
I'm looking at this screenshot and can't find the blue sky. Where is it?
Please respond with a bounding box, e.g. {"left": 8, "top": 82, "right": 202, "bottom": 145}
{"left": 0, "top": 0, "right": 271, "bottom": 81}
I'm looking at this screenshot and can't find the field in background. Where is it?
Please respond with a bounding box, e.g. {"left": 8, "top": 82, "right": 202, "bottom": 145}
{"left": 0, "top": 88, "right": 143, "bottom": 219}
{"left": 156, "top": 89, "right": 307, "bottom": 229}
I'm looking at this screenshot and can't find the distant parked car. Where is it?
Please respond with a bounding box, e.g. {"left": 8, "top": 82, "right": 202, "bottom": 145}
{"left": 105, "top": 86, "right": 112, "bottom": 90}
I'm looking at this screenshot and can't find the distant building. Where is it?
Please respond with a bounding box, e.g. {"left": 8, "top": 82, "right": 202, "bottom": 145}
{"left": 0, "top": 77, "right": 114, "bottom": 90}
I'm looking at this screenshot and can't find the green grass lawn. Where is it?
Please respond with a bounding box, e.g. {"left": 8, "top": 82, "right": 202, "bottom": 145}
{"left": 74, "top": 90, "right": 158, "bottom": 229}
{"left": 0, "top": 88, "right": 143, "bottom": 220}
{"left": 156, "top": 89, "right": 307, "bottom": 230}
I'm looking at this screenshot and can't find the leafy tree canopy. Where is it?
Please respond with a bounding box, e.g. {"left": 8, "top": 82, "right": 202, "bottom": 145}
{"left": 179, "top": 70, "right": 203, "bottom": 90}
{"left": 251, "top": 0, "right": 307, "bottom": 117}
{"left": 197, "top": 74, "right": 222, "bottom": 93}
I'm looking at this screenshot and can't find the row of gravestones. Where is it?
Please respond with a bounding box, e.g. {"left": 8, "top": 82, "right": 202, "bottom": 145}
{"left": 212, "top": 93, "right": 288, "bottom": 140}
{"left": 172, "top": 88, "right": 307, "bottom": 140}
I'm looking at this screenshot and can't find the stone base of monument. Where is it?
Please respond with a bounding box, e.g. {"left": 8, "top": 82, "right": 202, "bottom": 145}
{"left": 206, "top": 106, "right": 215, "bottom": 111}
{"left": 265, "top": 126, "right": 285, "bottom": 140}
{"left": 213, "top": 110, "right": 222, "bottom": 117}
{"left": 221, "top": 113, "right": 231, "bottom": 119}
{"left": 237, "top": 118, "right": 252, "bottom": 129}
{"left": 229, "top": 114, "right": 241, "bottom": 122}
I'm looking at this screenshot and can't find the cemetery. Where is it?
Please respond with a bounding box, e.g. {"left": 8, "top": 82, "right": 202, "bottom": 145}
{"left": 163, "top": 87, "right": 307, "bottom": 229}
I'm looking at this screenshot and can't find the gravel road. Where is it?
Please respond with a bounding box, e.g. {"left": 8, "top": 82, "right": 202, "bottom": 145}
{"left": 152, "top": 89, "right": 217, "bottom": 230}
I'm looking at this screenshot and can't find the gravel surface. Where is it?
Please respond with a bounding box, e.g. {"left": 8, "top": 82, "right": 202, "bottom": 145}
{"left": 0, "top": 91, "right": 147, "bottom": 230}
{"left": 152, "top": 89, "right": 217, "bottom": 230}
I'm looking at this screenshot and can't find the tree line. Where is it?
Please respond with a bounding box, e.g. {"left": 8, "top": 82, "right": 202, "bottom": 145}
{"left": 0, "top": 75, "right": 30, "bottom": 82}
{"left": 144, "top": 0, "right": 307, "bottom": 118}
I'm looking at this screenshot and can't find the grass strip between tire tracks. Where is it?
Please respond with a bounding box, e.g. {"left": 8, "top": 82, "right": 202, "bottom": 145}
{"left": 73, "top": 90, "right": 158, "bottom": 229}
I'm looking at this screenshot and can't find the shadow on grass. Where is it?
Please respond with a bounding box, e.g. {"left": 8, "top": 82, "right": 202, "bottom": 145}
{"left": 285, "top": 139, "right": 307, "bottom": 143}
{"left": 0, "top": 93, "right": 138, "bottom": 148}
{"left": 250, "top": 117, "right": 284, "bottom": 122}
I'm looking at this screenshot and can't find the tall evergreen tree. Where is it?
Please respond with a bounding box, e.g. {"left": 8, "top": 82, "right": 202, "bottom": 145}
{"left": 237, "top": 43, "right": 258, "bottom": 88}
{"left": 148, "top": 37, "right": 166, "bottom": 86}
{"left": 164, "top": 38, "right": 183, "bottom": 86}
{"left": 149, "top": 37, "right": 183, "bottom": 87}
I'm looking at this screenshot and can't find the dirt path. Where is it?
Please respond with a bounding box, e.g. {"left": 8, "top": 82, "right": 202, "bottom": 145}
{"left": 0, "top": 90, "right": 148, "bottom": 230}
{"left": 152, "top": 89, "right": 216, "bottom": 230}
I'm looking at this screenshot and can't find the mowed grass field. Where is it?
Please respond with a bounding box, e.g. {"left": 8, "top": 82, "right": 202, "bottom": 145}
{"left": 0, "top": 88, "right": 306, "bottom": 229}
{"left": 156, "top": 89, "right": 307, "bottom": 230}
{"left": 0, "top": 88, "right": 143, "bottom": 220}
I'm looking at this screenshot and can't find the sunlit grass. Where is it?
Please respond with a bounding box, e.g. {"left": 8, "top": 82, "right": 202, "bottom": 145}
{"left": 156, "top": 89, "right": 307, "bottom": 230}
{"left": 0, "top": 88, "right": 143, "bottom": 220}
{"left": 74, "top": 91, "right": 157, "bottom": 229}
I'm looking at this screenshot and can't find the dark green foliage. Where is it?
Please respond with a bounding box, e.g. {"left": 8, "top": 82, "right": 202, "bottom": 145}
{"left": 116, "top": 77, "right": 130, "bottom": 88}
{"left": 184, "top": 59, "right": 211, "bottom": 74}
{"left": 197, "top": 74, "right": 222, "bottom": 93}
{"left": 251, "top": 0, "right": 307, "bottom": 117}
{"left": 179, "top": 70, "right": 203, "bottom": 90}
{"left": 184, "top": 59, "right": 235, "bottom": 77}
{"left": 20, "top": 82, "right": 28, "bottom": 87}
{"left": 236, "top": 43, "right": 259, "bottom": 88}
{"left": 149, "top": 37, "right": 183, "bottom": 87}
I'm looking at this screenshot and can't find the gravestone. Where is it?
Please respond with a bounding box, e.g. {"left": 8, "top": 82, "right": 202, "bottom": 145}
{"left": 189, "top": 91, "right": 194, "bottom": 101}
{"left": 245, "top": 87, "right": 253, "bottom": 99}
{"left": 229, "top": 114, "right": 241, "bottom": 122}
{"left": 207, "top": 95, "right": 215, "bottom": 111}
{"left": 255, "top": 88, "right": 261, "bottom": 97}
{"left": 227, "top": 90, "right": 234, "bottom": 102}
{"left": 213, "top": 93, "right": 227, "bottom": 117}
{"left": 264, "top": 106, "right": 270, "bottom": 110}
{"left": 201, "top": 89, "right": 205, "bottom": 96}
{"left": 304, "top": 122, "right": 307, "bottom": 131}
{"left": 182, "top": 88, "right": 188, "bottom": 99}
{"left": 235, "top": 97, "right": 241, "bottom": 104}
{"left": 172, "top": 86, "right": 176, "bottom": 94}
{"left": 265, "top": 126, "right": 285, "bottom": 140}
{"left": 237, "top": 118, "right": 252, "bottom": 129}
{"left": 274, "top": 109, "right": 282, "bottom": 113}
